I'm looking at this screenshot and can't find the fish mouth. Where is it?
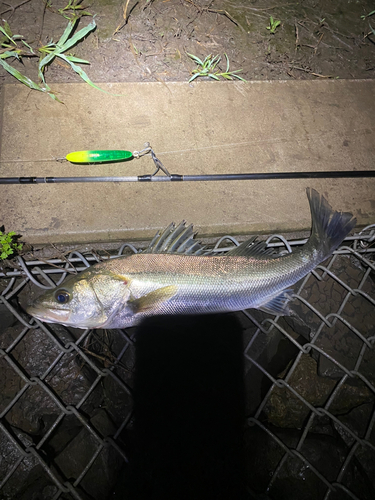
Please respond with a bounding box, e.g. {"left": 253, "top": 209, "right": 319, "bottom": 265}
{"left": 27, "top": 303, "right": 71, "bottom": 325}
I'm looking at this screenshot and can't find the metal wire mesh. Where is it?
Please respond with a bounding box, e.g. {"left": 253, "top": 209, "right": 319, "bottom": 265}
{"left": 0, "top": 226, "right": 375, "bottom": 500}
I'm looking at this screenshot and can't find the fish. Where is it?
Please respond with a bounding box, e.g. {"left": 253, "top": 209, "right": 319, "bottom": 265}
{"left": 27, "top": 188, "right": 356, "bottom": 330}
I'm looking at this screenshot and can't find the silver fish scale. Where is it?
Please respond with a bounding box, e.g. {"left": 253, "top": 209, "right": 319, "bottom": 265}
{"left": 104, "top": 246, "right": 317, "bottom": 316}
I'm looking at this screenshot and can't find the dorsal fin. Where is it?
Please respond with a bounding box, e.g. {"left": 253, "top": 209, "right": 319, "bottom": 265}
{"left": 142, "top": 221, "right": 209, "bottom": 255}
{"left": 226, "top": 237, "right": 278, "bottom": 258}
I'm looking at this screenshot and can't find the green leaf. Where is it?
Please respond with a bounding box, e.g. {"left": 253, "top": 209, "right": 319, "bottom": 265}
{"left": 57, "top": 53, "right": 122, "bottom": 95}
{"left": 208, "top": 73, "right": 220, "bottom": 80}
{"left": 2, "top": 21, "right": 13, "bottom": 38}
{"left": 21, "top": 39, "right": 35, "bottom": 53}
{"left": 0, "top": 26, "right": 16, "bottom": 45}
{"left": 210, "top": 58, "right": 220, "bottom": 71}
{"left": 362, "top": 10, "right": 375, "bottom": 19}
{"left": 0, "top": 50, "right": 20, "bottom": 59}
{"left": 57, "top": 18, "right": 96, "bottom": 53}
{"left": 187, "top": 53, "right": 203, "bottom": 65}
{"left": 63, "top": 55, "right": 90, "bottom": 64}
{"left": 57, "top": 18, "right": 77, "bottom": 48}
{"left": 232, "top": 74, "right": 247, "bottom": 82}
{"left": 188, "top": 72, "right": 201, "bottom": 82}
{"left": 38, "top": 51, "right": 56, "bottom": 85}
{"left": 0, "top": 58, "right": 43, "bottom": 90}
{"left": 224, "top": 53, "right": 230, "bottom": 73}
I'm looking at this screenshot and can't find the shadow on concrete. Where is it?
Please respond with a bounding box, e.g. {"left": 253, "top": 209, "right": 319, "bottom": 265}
{"left": 115, "top": 313, "right": 251, "bottom": 500}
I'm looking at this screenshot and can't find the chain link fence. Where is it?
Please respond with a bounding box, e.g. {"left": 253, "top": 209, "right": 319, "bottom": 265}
{"left": 1, "top": 226, "right": 375, "bottom": 500}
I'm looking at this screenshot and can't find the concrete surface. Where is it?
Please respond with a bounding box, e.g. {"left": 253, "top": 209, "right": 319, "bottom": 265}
{"left": 0, "top": 79, "right": 374, "bottom": 245}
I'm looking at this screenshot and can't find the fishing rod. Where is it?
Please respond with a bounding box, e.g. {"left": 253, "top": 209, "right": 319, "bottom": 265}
{"left": 1, "top": 143, "right": 375, "bottom": 184}
{"left": 3, "top": 171, "right": 375, "bottom": 184}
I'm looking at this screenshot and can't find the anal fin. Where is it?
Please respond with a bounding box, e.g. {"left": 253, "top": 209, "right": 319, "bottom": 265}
{"left": 257, "top": 289, "right": 294, "bottom": 316}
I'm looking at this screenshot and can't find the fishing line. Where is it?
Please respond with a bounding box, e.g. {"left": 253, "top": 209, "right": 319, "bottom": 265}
{"left": 0, "top": 138, "right": 280, "bottom": 163}
{"left": 2, "top": 127, "right": 369, "bottom": 163}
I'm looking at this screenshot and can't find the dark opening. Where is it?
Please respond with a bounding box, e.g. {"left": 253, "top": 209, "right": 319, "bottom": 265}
{"left": 116, "top": 313, "right": 249, "bottom": 500}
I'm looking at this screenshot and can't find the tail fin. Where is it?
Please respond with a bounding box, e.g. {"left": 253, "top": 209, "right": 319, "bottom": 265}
{"left": 307, "top": 188, "right": 356, "bottom": 258}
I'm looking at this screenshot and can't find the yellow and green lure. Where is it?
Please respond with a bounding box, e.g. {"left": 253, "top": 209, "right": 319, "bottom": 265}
{"left": 66, "top": 150, "right": 133, "bottom": 164}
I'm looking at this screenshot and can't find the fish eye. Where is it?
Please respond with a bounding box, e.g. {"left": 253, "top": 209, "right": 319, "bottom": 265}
{"left": 54, "top": 290, "right": 71, "bottom": 304}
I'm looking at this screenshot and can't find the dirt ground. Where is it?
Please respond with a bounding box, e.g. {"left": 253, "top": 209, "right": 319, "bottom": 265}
{"left": 0, "top": 0, "right": 375, "bottom": 90}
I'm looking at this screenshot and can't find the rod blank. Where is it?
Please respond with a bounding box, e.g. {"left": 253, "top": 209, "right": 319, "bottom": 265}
{"left": 1, "top": 170, "right": 375, "bottom": 184}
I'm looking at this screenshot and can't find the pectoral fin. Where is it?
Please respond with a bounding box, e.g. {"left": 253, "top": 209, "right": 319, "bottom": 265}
{"left": 130, "top": 285, "right": 178, "bottom": 314}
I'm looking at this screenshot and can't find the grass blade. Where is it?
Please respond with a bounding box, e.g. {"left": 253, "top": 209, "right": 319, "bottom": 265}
{"left": 188, "top": 72, "right": 201, "bottom": 82}
{"left": 0, "top": 26, "right": 16, "bottom": 45}
{"left": 187, "top": 52, "right": 203, "bottom": 65}
{"left": 224, "top": 53, "right": 230, "bottom": 73}
{"left": 0, "top": 50, "right": 20, "bottom": 59}
{"left": 21, "top": 39, "right": 35, "bottom": 53}
{"left": 232, "top": 74, "right": 247, "bottom": 81}
{"left": 2, "top": 21, "right": 13, "bottom": 38}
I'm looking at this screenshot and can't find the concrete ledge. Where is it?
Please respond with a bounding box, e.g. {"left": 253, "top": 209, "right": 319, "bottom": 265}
{"left": 1, "top": 80, "right": 375, "bottom": 244}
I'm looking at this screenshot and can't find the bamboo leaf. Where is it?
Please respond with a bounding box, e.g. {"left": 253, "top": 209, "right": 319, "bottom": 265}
{"left": 62, "top": 54, "right": 90, "bottom": 64}
{"left": 56, "top": 18, "right": 77, "bottom": 48}
{"left": 38, "top": 53, "right": 55, "bottom": 85}
{"left": 57, "top": 18, "right": 96, "bottom": 53}
{"left": 0, "top": 58, "right": 43, "bottom": 90}
{"left": 57, "top": 53, "right": 122, "bottom": 95}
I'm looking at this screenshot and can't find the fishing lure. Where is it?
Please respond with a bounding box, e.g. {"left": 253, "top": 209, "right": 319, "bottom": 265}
{"left": 66, "top": 150, "right": 133, "bottom": 163}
